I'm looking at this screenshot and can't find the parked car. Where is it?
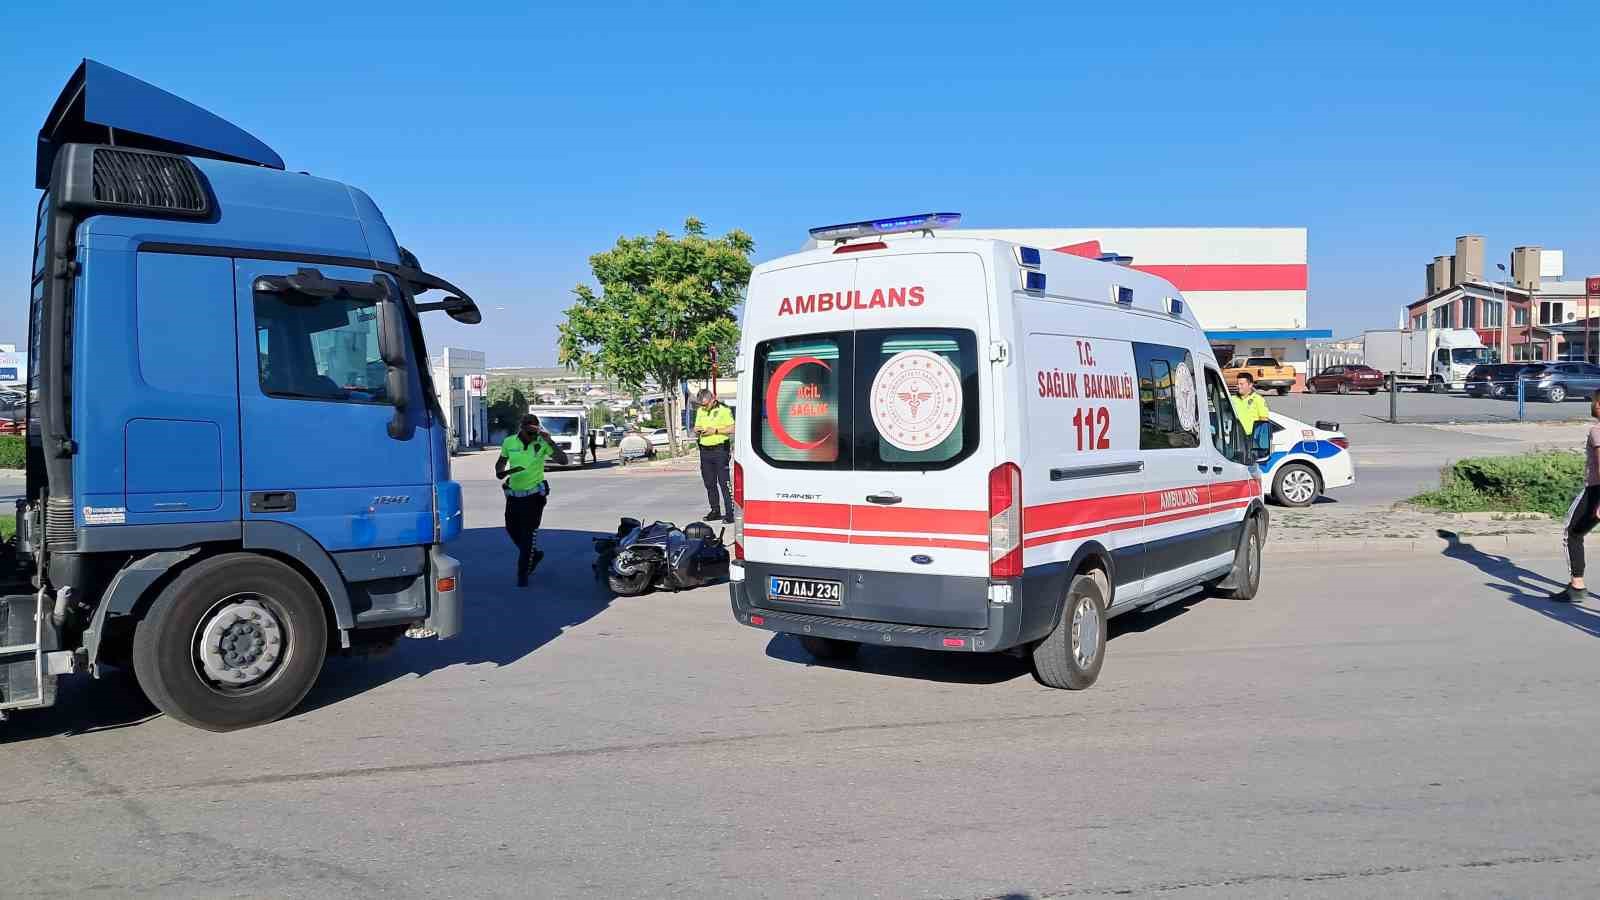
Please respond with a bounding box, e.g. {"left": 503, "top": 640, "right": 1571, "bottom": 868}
{"left": 1518, "top": 362, "right": 1600, "bottom": 403}
{"left": 1224, "top": 356, "right": 1297, "bottom": 396}
{"left": 647, "top": 427, "right": 673, "bottom": 447}
{"left": 1305, "top": 364, "right": 1385, "bottom": 395}
{"left": 1257, "top": 412, "right": 1354, "bottom": 507}
{"left": 1465, "top": 363, "right": 1533, "bottom": 397}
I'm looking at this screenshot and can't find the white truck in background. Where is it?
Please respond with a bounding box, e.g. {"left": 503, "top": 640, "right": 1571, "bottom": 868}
{"left": 527, "top": 405, "right": 595, "bottom": 466}
{"left": 1362, "top": 328, "right": 1496, "bottom": 392}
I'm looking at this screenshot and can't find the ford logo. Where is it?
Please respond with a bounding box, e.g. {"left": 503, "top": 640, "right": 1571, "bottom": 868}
{"left": 911, "top": 554, "right": 933, "bottom": 565}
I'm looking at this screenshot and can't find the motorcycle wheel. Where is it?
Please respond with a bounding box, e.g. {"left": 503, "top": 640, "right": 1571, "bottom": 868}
{"left": 608, "top": 569, "right": 654, "bottom": 596}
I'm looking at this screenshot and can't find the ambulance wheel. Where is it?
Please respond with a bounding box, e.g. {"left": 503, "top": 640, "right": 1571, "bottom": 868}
{"left": 1030, "top": 572, "right": 1107, "bottom": 690}
{"left": 1218, "top": 517, "right": 1263, "bottom": 600}
{"left": 799, "top": 636, "right": 860, "bottom": 661}
{"left": 1272, "top": 462, "right": 1321, "bottom": 507}
{"left": 132, "top": 553, "right": 327, "bottom": 732}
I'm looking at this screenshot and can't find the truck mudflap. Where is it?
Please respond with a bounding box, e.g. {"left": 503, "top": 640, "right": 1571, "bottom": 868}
{"left": 729, "top": 564, "right": 1045, "bottom": 654}
{"left": 415, "top": 546, "right": 462, "bottom": 640}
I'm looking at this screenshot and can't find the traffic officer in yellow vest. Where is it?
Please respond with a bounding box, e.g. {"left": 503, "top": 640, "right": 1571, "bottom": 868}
{"left": 693, "top": 388, "right": 736, "bottom": 524}
{"left": 1231, "top": 371, "right": 1271, "bottom": 434}
{"left": 496, "top": 414, "right": 568, "bottom": 587}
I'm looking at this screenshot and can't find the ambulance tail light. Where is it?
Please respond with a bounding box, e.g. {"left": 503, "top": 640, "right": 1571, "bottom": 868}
{"left": 988, "top": 463, "right": 1023, "bottom": 579}
{"left": 732, "top": 461, "right": 745, "bottom": 560}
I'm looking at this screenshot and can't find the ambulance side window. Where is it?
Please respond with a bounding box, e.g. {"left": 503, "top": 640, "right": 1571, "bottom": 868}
{"left": 752, "top": 333, "right": 849, "bottom": 470}
{"left": 1133, "top": 342, "right": 1200, "bottom": 450}
{"left": 1203, "top": 367, "right": 1246, "bottom": 463}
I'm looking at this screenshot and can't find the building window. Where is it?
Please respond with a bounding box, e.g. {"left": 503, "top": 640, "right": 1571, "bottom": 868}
{"left": 450, "top": 376, "right": 464, "bottom": 390}
{"left": 1514, "top": 306, "right": 1529, "bottom": 326}
{"left": 1483, "top": 300, "right": 1502, "bottom": 328}
{"left": 1462, "top": 299, "right": 1477, "bottom": 329}
{"left": 1541, "top": 301, "right": 1566, "bottom": 326}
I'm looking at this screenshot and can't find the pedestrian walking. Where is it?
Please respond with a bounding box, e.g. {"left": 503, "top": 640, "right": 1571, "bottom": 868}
{"left": 1553, "top": 394, "right": 1600, "bottom": 603}
{"left": 496, "top": 414, "right": 569, "bottom": 587}
{"left": 1231, "top": 371, "right": 1271, "bottom": 433}
{"left": 693, "top": 388, "right": 736, "bottom": 524}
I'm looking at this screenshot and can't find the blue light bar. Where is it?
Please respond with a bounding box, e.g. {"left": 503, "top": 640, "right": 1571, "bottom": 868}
{"left": 809, "top": 212, "right": 962, "bottom": 243}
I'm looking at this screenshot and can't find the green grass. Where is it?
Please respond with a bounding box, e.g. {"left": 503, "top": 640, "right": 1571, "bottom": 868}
{"left": 0, "top": 435, "right": 21, "bottom": 469}
{"left": 0, "top": 515, "right": 14, "bottom": 541}
{"left": 1412, "top": 451, "right": 1586, "bottom": 517}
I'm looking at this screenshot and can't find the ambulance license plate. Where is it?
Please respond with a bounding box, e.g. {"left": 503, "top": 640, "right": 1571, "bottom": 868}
{"left": 767, "top": 576, "right": 842, "bottom": 605}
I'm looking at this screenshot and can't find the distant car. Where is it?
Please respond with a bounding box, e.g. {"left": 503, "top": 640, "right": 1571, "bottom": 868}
{"left": 1518, "top": 362, "right": 1600, "bottom": 403}
{"left": 1257, "top": 412, "right": 1354, "bottom": 507}
{"left": 0, "top": 418, "right": 24, "bottom": 435}
{"left": 1224, "top": 356, "right": 1297, "bottom": 396}
{"left": 647, "top": 428, "right": 672, "bottom": 447}
{"left": 1305, "top": 364, "right": 1385, "bottom": 395}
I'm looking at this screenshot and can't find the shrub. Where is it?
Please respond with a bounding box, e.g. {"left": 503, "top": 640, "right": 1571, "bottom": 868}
{"left": 1412, "top": 451, "right": 1585, "bottom": 517}
{"left": 0, "top": 435, "right": 23, "bottom": 470}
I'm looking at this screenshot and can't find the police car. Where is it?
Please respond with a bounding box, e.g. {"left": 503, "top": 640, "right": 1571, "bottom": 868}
{"left": 1258, "top": 412, "right": 1354, "bottom": 507}
{"left": 728, "top": 213, "right": 1270, "bottom": 691}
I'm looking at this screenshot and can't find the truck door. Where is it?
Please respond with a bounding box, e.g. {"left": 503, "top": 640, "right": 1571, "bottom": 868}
{"left": 235, "top": 259, "right": 433, "bottom": 552}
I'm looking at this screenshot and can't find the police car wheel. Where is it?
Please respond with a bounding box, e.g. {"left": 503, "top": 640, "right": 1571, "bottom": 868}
{"left": 1272, "top": 463, "right": 1322, "bottom": 508}
{"left": 799, "top": 636, "right": 860, "bottom": 661}
{"left": 1030, "top": 572, "right": 1107, "bottom": 690}
{"left": 132, "top": 553, "right": 327, "bottom": 732}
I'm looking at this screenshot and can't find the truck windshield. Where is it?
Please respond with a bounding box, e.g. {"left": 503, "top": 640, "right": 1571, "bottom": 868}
{"left": 543, "top": 416, "right": 581, "bottom": 436}
{"left": 1452, "top": 348, "right": 1494, "bottom": 365}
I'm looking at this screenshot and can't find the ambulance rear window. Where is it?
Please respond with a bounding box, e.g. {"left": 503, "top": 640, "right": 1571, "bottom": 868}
{"left": 750, "top": 328, "right": 978, "bottom": 472}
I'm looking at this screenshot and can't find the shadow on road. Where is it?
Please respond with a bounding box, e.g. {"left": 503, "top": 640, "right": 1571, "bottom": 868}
{"left": 1438, "top": 529, "right": 1600, "bottom": 639}
{"left": 2, "top": 526, "right": 617, "bottom": 743}
{"left": 762, "top": 593, "right": 1207, "bottom": 686}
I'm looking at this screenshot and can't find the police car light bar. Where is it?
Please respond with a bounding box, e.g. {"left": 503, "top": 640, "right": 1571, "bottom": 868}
{"left": 809, "top": 212, "right": 962, "bottom": 243}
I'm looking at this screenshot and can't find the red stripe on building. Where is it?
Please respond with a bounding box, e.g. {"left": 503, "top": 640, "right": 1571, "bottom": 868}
{"left": 1128, "top": 264, "right": 1308, "bottom": 292}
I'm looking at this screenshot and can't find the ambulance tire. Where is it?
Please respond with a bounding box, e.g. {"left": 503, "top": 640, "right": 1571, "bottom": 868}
{"left": 1218, "top": 517, "right": 1263, "bottom": 600}
{"left": 1030, "top": 572, "right": 1107, "bottom": 690}
{"left": 132, "top": 554, "right": 327, "bottom": 732}
{"left": 799, "top": 636, "right": 860, "bottom": 661}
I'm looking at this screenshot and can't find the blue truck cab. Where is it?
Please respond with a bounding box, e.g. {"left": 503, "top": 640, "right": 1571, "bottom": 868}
{"left": 0, "top": 61, "right": 480, "bottom": 731}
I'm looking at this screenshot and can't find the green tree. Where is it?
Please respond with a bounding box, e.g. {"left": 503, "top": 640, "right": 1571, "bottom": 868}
{"left": 486, "top": 379, "right": 528, "bottom": 436}
{"left": 588, "top": 403, "right": 612, "bottom": 427}
{"left": 558, "top": 217, "right": 751, "bottom": 452}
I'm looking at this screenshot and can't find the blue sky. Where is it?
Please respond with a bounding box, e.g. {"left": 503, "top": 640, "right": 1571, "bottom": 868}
{"left": 2, "top": 1, "right": 1597, "bottom": 364}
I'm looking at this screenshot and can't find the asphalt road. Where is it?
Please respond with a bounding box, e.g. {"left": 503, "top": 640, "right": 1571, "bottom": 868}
{"left": 4, "top": 452, "right": 1600, "bottom": 897}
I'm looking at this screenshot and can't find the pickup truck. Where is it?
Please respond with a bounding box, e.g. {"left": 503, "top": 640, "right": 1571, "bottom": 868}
{"left": 1224, "top": 356, "right": 1297, "bottom": 396}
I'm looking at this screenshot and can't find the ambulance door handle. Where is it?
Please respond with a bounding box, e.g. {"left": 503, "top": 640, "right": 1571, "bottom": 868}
{"left": 1211, "top": 465, "right": 1223, "bottom": 474}
{"left": 865, "top": 493, "right": 903, "bottom": 505}
{"left": 1196, "top": 465, "right": 1209, "bottom": 473}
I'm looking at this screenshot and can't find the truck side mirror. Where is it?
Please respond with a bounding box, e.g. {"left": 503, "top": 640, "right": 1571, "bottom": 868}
{"left": 377, "top": 281, "right": 414, "bottom": 439}
{"left": 377, "top": 288, "right": 408, "bottom": 368}
{"left": 386, "top": 367, "right": 413, "bottom": 440}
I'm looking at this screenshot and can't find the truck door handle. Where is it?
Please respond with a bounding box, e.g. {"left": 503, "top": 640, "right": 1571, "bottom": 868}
{"left": 249, "top": 491, "right": 297, "bottom": 513}
{"left": 865, "top": 493, "right": 903, "bottom": 505}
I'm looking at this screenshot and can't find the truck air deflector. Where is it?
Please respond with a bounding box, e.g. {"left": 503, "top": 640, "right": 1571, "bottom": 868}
{"left": 36, "top": 60, "right": 285, "bottom": 189}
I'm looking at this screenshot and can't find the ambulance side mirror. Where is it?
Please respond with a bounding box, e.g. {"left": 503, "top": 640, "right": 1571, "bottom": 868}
{"left": 1251, "top": 423, "right": 1272, "bottom": 462}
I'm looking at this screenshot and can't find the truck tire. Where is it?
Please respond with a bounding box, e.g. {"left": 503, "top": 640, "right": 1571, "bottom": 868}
{"left": 132, "top": 553, "right": 327, "bottom": 732}
{"left": 1272, "top": 462, "right": 1322, "bottom": 507}
{"left": 1429, "top": 377, "right": 1447, "bottom": 394}
{"left": 1030, "top": 572, "right": 1107, "bottom": 690}
{"left": 1217, "top": 517, "right": 1263, "bottom": 599}
{"left": 799, "top": 635, "right": 860, "bottom": 660}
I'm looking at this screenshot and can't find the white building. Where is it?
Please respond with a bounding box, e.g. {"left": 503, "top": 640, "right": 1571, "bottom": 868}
{"left": 954, "top": 227, "right": 1325, "bottom": 387}
{"left": 432, "top": 347, "right": 488, "bottom": 450}
{"left": 0, "top": 344, "right": 26, "bottom": 388}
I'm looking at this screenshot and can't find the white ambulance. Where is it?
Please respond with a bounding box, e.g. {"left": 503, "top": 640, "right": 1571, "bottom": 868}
{"left": 729, "top": 213, "right": 1269, "bottom": 689}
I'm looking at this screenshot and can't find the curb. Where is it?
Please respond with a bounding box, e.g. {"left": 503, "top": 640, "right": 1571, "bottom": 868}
{"left": 1267, "top": 531, "right": 1557, "bottom": 558}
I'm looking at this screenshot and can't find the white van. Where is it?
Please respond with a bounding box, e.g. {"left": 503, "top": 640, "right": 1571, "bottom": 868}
{"left": 527, "top": 404, "right": 593, "bottom": 467}
{"left": 729, "top": 214, "right": 1268, "bottom": 689}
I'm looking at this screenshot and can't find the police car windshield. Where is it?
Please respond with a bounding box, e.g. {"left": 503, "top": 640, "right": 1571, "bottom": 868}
{"left": 543, "top": 416, "right": 581, "bottom": 436}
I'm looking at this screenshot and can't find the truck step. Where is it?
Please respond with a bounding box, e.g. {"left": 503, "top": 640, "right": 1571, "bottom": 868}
{"left": 0, "top": 593, "right": 55, "bottom": 712}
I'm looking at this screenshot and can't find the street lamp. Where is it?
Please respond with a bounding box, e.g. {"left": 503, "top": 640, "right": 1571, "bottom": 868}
{"left": 1496, "top": 262, "right": 1509, "bottom": 363}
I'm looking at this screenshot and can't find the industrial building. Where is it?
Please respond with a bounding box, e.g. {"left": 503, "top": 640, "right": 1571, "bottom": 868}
{"left": 1406, "top": 239, "right": 1595, "bottom": 361}
{"left": 954, "top": 227, "right": 1325, "bottom": 386}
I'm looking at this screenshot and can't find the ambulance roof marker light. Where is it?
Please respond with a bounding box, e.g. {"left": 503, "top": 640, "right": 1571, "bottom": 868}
{"left": 809, "top": 212, "right": 962, "bottom": 244}
{"left": 1015, "top": 246, "right": 1042, "bottom": 269}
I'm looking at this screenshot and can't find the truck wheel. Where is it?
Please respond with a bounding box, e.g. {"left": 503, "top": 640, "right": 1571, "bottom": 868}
{"left": 1429, "top": 377, "right": 1447, "bottom": 394}
{"left": 1272, "top": 462, "right": 1321, "bottom": 507}
{"left": 1217, "top": 517, "right": 1263, "bottom": 599}
{"left": 799, "top": 636, "right": 860, "bottom": 660}
{"left": 131, "top": 554, "right": 327, "bottom": 732}
{"left": 1030, "top": 571, "right": 1107, "bottom": 690}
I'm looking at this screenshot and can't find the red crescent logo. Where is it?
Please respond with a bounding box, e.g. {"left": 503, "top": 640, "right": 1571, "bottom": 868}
{"left": 764, "top": 356, "right": 834, "bottom": 451}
